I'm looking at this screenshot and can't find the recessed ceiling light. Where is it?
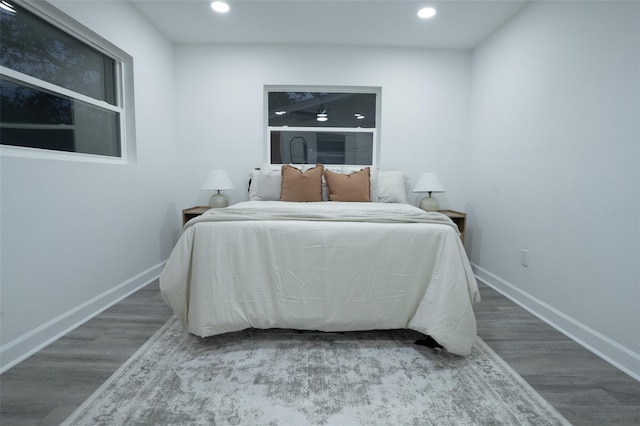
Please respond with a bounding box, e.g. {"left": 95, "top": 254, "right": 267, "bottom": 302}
{"left": 417, "top": 7, "right": 436, "bottom": 19}
{"left": 211, "top": 1, "right": 230, "bottom": 13}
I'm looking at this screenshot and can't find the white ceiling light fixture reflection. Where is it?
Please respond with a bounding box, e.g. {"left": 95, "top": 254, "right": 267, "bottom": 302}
{"left": 0, "top": 1, "right": 16, "bottom": 13}
{"left": 211, "top": 1, "right": 230, "bottom": 13}
{"left": 317, "top": 101, "right": 328, "bottom": 121}
{"left": 417, "top": 7, "right": 436, "bottom": 19}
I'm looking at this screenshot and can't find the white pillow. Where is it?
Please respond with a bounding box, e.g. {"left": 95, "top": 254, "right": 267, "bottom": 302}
{"left": 248, "top": 169, "right": 260, "bottom": 200}
{"left": 341, "top": 166, "right": 379, "bottom": 202}
{"left": 250, "top": 165, "right": 282, "bottom": 201}
{"left": 376, "top": 171, "right": 409, "bottom": 203}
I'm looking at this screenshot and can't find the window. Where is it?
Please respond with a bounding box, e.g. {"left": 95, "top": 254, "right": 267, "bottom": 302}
{"left": 0, "top": 1, "right": 135, "bottom": 161}
{"left": 266, "top": 87, "right": 380, "bottom": 166}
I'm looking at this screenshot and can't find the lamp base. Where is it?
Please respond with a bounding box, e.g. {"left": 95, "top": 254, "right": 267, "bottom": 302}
{"left": 209, "top": 192, "right": 229, "bottom": 208}
{"left": 419, "top": 195, "right": 439, "bottom": 212}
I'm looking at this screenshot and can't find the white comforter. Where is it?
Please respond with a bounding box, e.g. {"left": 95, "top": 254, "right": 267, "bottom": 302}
{"left": 160, "top": 201, "right": 480, "bottom": 356}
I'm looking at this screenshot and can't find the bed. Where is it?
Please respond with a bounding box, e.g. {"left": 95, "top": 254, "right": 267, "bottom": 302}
{"left": 160, "top": 166, "right": 480, "bottom": 356}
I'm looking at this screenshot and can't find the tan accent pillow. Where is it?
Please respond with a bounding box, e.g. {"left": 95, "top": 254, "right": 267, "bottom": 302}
{"left": 324, "top": 168, "right": 371, "bottom": 202}
{"left": 280, "top": 164, "right": 324, "bottom": 202}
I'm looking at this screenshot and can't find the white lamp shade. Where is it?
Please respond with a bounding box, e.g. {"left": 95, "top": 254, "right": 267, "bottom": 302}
{"left": 202, "top": 169, "right": 235, "bottom": 191}
{"left": 412, "top": 172, "right": 445, "bottom": 193}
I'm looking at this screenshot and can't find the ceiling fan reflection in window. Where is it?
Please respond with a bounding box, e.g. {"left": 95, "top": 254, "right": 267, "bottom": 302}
{"left": 316, "top": 101, "right": 328, "bottom": 122}
{"left": 285, "top": 94, "right": 332, "bottom": 123}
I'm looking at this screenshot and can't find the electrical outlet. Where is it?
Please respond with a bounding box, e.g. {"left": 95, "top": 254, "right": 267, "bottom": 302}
{"left": 521, "top": 249, "right": 529, "bottom": 267}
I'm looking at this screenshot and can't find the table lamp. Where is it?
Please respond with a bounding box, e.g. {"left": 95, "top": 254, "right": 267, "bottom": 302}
{"left": 202, "top": 169, "right": 234, "bottom": 208}
{"left": 412, "top": 172, "right": 445, "bottom": 211}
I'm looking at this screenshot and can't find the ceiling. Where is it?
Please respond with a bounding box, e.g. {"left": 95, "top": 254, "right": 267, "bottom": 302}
{"left": 130, "top": 0, "right": 530, "bottom": 49}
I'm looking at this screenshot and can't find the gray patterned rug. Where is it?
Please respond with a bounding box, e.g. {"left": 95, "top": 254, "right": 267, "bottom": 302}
{"left": 63, "top": 317, "right": 570, "bottom": 425}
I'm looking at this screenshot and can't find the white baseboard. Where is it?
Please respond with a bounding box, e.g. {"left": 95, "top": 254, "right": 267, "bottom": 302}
{"left": 0, "top": 261, "right": 166, "bottom": 374}
{"left": 472, "top": 263, "right": 640, "bottom": 382}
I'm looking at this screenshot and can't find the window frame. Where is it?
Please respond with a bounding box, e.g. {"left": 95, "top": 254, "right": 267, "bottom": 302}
{"left": 0, "top": 0, "right": 136, "bottom": 164}
{"left": 264, "top": 85, "right": 381, "bottom": 167}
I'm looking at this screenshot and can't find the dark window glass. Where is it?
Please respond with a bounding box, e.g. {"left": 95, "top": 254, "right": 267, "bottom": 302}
{"left": 270, "top": 131, "right": 373, "bottom": 165}
{"left": 1, "top": 77, "right": 120, "bottom": 157}
{"left": 268, "top": 92, "right": 376, "bottom": 128}
{"left": 1, "top": 128, "right": 76, "bottom": 152}
{"left": 0, "top": 3, "right": 116, "bottom": 105}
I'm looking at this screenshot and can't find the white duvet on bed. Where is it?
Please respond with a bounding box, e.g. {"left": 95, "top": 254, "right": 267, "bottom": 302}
{"left": 160, "top": 201, "right": 480, "bottom": 356}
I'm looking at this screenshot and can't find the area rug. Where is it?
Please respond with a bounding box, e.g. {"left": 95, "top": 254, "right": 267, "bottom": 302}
{"left": 62, "top": 317, "right": 570, "bottom": 425}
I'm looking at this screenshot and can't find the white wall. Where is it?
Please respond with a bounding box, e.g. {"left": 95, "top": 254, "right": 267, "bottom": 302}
{"left": 0, "top": 1, "right": 181, "bottom": 371}
{"left": 468, "top": 1, "right": 640, "bottom": 378}
{"left": 174, "top": 45, "right": 472, "bottom": 210}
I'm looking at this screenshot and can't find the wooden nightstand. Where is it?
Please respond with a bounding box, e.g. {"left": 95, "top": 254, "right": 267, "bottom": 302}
{"left": 439, "top": 210, "right": 466, "bottom": 243}
{"left": 182, "top": 206, "right": 209, "bottom": 226}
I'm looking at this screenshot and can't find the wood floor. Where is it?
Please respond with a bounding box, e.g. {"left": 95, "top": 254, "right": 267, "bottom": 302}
{"left": 1, "top": 280, "right": 638, "bottom": 425}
